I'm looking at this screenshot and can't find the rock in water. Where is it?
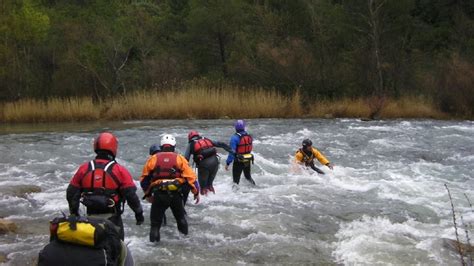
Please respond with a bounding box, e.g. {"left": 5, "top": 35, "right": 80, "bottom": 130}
{"left": 0, "top": 219, "right": 18, "bottom": 234}
{"left": 442, "top": 238, "right": 474, "bottom": 254}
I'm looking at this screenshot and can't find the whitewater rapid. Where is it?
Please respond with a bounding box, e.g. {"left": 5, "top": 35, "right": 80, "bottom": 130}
{"left": 0, "top": 119, "right": 473, "bottom": 265}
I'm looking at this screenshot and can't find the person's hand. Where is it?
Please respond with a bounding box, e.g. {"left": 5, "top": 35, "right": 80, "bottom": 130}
{"left": 145, "top": 196, "right": 153, "bottom": 203}
{"left": 135, "top": 212, "right": 145, "bottom": 225}
{"left": 225, "top": 164, "right": 229, "bottom": 171}
{"left": 326, "top": 163, "right": 334, "bottom": 170}
{"left": 194, "top": 193, "right": 200, "bottom": 204}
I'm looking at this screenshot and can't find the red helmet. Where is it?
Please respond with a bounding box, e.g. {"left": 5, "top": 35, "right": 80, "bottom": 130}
{"left": 188, "top": 130, "right": 200, "bottom": 141}
{"left": 94, "top": 132, "right": 118, "bottom": 157}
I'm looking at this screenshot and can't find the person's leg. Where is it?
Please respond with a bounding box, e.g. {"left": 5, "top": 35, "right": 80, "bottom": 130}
{"left": 243, "top": 163, "right": 256, "bottom": 185}
{"left": 232, "top": 161, "right": 244, "bottom": 184}
{"left": 207, "top": 157, "right": 219, "bottom": 192}
{"left": 108, "top": 214, "right": 125, "bottom": 240}
{"left": 198, "top": 166, "right": 210, "bottom": 195}
{"left": 149, "top": 192, "right": 171, "bottom": 242}
{"left": 169, "top": 192, "right": 188, "bottom": 235}
{"left": 180, "top": 183, "right": 191, "bottom": 206}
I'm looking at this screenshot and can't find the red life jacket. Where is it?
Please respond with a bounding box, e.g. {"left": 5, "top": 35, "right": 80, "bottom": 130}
{"left": 152, "top": 152, "right": 182, "bottom": 180}
{"left": 80, "top": 160, "right": 120, "bottom": 204}
{"left": 236, "top": 133, "right": 253, "bottom": 154}
{"left": 193, "top": 138, "right": 216, "bottom": 162}
{"left": 193, "top": 138, "right": 214, "bottom": 154}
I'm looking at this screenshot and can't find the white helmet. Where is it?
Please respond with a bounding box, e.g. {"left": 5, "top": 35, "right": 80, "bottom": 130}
{"left": 160, "top": 134, "right": 176, "bottom": 146}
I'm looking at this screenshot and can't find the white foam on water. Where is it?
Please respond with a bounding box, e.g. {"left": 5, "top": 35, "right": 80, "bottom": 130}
{"left": 441, "top": 125, "right": 474, "bottom": 132}
{"left": 1, "top": 119, "right": 473, "bottom": 265}
{"left": 348, "top": 125, "right": 401, "bottom": 132}
{"left": 253, "top": 152, "right": 288, "bottom": 170}
{"left": 332, "top": 215, "right": 445, "bottom": 265}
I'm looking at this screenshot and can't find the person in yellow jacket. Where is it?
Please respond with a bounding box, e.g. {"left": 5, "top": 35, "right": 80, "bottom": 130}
{"left": 295, "top": 139, "right": 334, "bottom": 174}
{"left": 139, "top": 134, "right": 200, "bottom": 243}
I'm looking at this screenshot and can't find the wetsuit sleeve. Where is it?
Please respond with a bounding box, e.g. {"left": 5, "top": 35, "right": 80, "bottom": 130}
{"left": 312, "top": 147, "right": 329, "bottom": 166}
{"left": 295, "top": 150, "right": 304, "bottom": 163}
{"left": 225, "top": 135, "right": 239, "bottom": 165}
{"left": 184, "top": 143, "right": 192, "bottom": 161}
{"left": 211, "top": 140, "right": 234, "bottom": 154}
{"left": 66, "top": 163, "right": 88, "bottom": 215}
{"left": 66, "top": 184, "right": 81, "bottom": 215}
{"left": 115, "top": 164, "right": 143, "bottom": 215}
{"left": 177, "top": 155, "right": 198, "bottom": 195}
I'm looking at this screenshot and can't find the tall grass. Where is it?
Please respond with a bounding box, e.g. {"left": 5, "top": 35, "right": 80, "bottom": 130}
{"left": 2, "top": 98, "right": 99, "bottom": 123}
{"left": 0, "top": 85, "right": 450, "bottom": 123}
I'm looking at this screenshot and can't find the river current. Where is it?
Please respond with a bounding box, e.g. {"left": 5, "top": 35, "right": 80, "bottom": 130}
{"left": 0, "top": 119, "right": 473, "bottom": 265}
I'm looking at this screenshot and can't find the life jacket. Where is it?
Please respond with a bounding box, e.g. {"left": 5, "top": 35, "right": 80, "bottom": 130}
{"left": 236, "top": 132, "right": 253, "bottom": 154}
{"left": 298, "top": 148, "right": 314, "bottom": 165}
{"left": 149, "top": 152, "right": 183, "bottom": 192}
{"left": 192, "top": 137, "right": 216, "bottom": 162}
{"left": 80, "top": 160, "right": 121, "bottom": 213}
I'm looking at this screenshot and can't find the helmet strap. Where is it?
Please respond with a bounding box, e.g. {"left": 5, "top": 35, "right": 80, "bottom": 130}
{"left": 161, "top": 145, "right": 175, "bottom": 152}
{"left": 95, "top": 150, "right": 115, "bottom": 160}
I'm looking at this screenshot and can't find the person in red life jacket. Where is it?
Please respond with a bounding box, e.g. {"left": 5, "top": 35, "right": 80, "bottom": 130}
{"left": 139, "top": 134, "right": 200, "bottom": 243}
{"left": 295, "top": 139, "right": 334, "bottom": 174}
{"left": 66, "top": 132, "right": 144, "bottom": 240}
{"left": 146, "top": 143, "right": 199, "bottom": 208}
{"left": 184, "top": 130, "right": 234, "bottom": 195}
{"left": 225, "top": 120, "right": 256, "bottom": 189}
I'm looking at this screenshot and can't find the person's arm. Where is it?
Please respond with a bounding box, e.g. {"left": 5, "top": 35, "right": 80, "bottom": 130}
{"left": 312, "top": 147, "right": 330, "bottom": 165}
{"left": 312, "top": 147, "right": 334, "bottom": 169}
{"left": 116, "top": 165, "right": 144, "bottom": 225}
{"left": 225, "top": 135, "right": 238, "bottom": 167}
{"left": 184, "top": 143, "right": 192, "bottom": 161}
{"left": 177, "top": 155, "right": 200, "bottom": 203}
{"left": 66, "top": 163, "right": 88, "bottom": 215}
{"left": 211, "top": 140, "right": 234, "bottom": 154}
{"left": 309, "top": 162, "right": 325, "bottom": 174}
{"left": 139, "top": 156, "right": 156, "bottom": 191}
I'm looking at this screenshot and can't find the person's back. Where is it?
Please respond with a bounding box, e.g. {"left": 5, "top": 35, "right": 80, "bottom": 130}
{"left": 225, "top": 120, "right": 256, "bottom": 188}
{"left": 185, "top": 130, "right": 233, "bottom": 194}
{"left": 66, "top": 132, "right": 144, "bottom": 240}
{"left": 140, "top": 134, "right": 200, "bottom": 242}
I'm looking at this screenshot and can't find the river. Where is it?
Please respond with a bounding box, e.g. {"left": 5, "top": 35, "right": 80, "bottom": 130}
{"left": 0, "top": 119, "right": 473, "bottom": 265}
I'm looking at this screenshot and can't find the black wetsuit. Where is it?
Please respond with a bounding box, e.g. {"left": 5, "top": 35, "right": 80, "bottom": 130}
{"left": 150, "top": 190, "right": 187, "bottom": 241}
{"left": 232, "top": 159, "right": 255, "bottom": 185}
{"left": 185, "top": 137, "right": 233, "bottom": 191}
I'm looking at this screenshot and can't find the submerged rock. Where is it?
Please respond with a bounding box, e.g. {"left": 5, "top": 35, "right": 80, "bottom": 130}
{"left": 0, "top": 185, "right": 42, "bottom": 198}
{"left": 0, "top": 219, "right": 18, "bottom": 234}
{"left": 443, "top": 238, "right": 474, "bottom": 254}
{"left": 0, "top": 252, "right": 7, "bottom": 263}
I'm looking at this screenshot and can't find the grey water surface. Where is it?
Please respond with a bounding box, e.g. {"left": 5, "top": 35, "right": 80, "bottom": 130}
{"left": 0, "top": 119, "right": 473, "bottom": 265}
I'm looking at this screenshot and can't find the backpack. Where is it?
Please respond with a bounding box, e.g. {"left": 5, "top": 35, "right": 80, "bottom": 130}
{"left": 38, "top": 215, "right": 122, "bottom": 266}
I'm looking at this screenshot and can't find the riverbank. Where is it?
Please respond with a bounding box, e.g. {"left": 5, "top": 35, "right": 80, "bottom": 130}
{"left": 0, "top": 87, "right": 449, "bottom": 123}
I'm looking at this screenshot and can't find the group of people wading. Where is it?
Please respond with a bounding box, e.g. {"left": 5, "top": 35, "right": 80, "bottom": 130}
{"left": 39, "top": 119, "right": 334, "bottom": 265}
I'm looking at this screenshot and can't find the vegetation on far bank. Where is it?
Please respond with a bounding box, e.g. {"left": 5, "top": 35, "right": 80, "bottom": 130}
{"left": 1, "top": 0, "right": 473, "bottom": 120}
{"left": 0, "top": 83, "right": 450, "bottom": 123}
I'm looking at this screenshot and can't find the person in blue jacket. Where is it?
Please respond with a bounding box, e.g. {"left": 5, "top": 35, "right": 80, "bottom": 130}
{"left": 225, "top": 119, "right": 256, "bottom": 188}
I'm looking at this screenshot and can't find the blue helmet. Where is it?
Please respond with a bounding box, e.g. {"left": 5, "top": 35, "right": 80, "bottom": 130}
{"left": 149, "top": 143, "right": 161, "bottom": 155}
{"left": 234, "top": 119, "right": 245, "bottom": 132}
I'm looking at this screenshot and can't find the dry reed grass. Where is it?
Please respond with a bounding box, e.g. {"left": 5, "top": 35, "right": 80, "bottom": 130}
{"left": 0, "top": 85, "right": 449, "bottom": 123}
{"left": 2, "top": 98, "right": 99, "bottom": 123}
{"left": 379, "top": 96, "right": 447, "bottom": 119}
